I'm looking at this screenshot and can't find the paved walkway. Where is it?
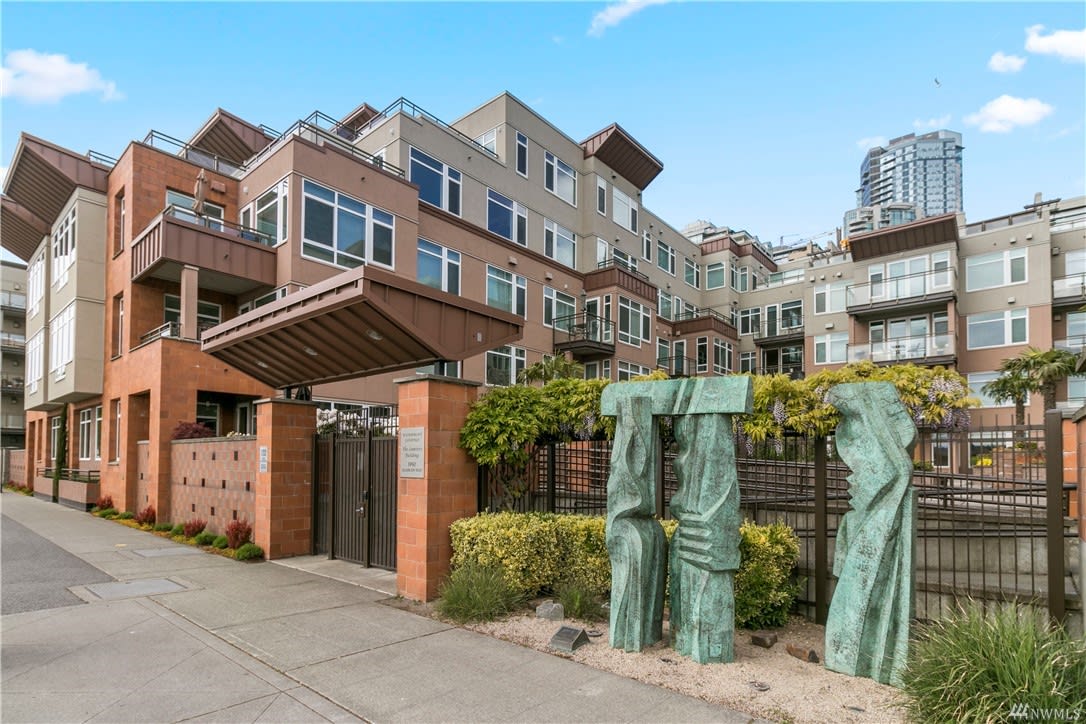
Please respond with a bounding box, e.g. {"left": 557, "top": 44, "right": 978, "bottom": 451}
{"left": 1, "top": 492, "right": 755, "bottom": 723}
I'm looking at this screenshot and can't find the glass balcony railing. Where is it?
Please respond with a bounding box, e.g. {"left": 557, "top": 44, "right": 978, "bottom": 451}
{"left": 847, "top": 334, "right": 955, "bottom": 364}
{"left": 846, "top": 268, "right": 957, "bottom": 308}
{"left": 1055, "top": 335, "right": 1086, "bottom": 354}
{"left": 0, "top": 291, "right": 27, "bottom": 310}
{"left": 1053, "top": 273, "right": 1086, "bottom": 302}
{"left": 0, "top": 376, "right": 25, "bottom": 391}
{"left": 0, "top": 331, "right": 26, "bottom": 348}
{"left": 1, "top": 414, "right": 25, "bottom": 429}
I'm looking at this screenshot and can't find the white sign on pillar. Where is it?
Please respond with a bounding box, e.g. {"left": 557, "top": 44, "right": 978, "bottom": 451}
{"left": 399, "top": 427, "right": 425, "bottom": 478}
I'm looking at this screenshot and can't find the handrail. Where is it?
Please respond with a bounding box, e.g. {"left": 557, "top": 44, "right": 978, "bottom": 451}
{"left": 86, "top": 149, "right": 117, "bottom": 167}
{"left": 354, "top": 97, "right": 499, "bottom": 159}
{"left": 846, "top": 267, "right": 957, "bottom": 306}
{"left": 595, "top": 256, "right": 650, "bottom": 282}
{"left": 553, "top": 312, "right": 614, "bottom": 343}
{"left": 142, "top": 130, "right": 244, "bottom": 176}
{"left": 37, "top": 467, "right": 101, "bottom": 483}
{"left": 159, "top": 204, "right": 275, "bottom": 247}
{"left": 0, "top": 331, "right": 26, "bottom": 347}
{"left": 656, "top": 355, "right": 698, "bottom": 377}
{"left": 241, "top": 119, "right": 406, "bottom": 179}
{"left": 0, "top": 291, "right": 27, "bottom": 310}
{"left": 847, "top": 333, "right": 956, "bottom": 363}
{"left": 138, "top": 319, "right": 219, "bottom": 345}
{"left": 756, "top": 316, "right": 805, "bottom": 338}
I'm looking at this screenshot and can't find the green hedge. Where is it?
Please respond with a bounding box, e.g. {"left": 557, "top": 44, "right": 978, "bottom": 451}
{"left": 449, "top": 513, "right": 800, "bottom": 629}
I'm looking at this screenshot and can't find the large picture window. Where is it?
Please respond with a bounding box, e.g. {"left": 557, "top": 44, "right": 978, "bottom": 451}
{"left": 249, "top": 179, "right": 288, "bottom": 245}
{"left": 302, "top": 179, "right": 394, "bottom": 270}
{"left": 618, "top": 296, "right": 650, "bottom": 347}
{"left": 409, "top": 148, "right": 461, "bottom": 216}
{"left": 487, "top": 189, "right": 527, "bottom": 245}
{"left": 657, "top": 241, "right": 675, "bottom": 275}
{"left": 544, "top": 287, "right": 576, "bottom": 330}
{"left": 417, "top": 239, "right": 460, "bottom": 294}
{"left": 967, "top": 309, "right": 1027, "bottom": 349}
{"left": 966, "top": 249, "right": 1026, "bottom": 291}
{"left": 544, "top": 151, "right": 576, "bottom": 206}
{"left": 815, "top": 332, "right": 848, "bottom": 364}
{"left": 706, "top": 262, "right": 725, "bottom": 289}
{"left": 814, "top": 281, "right": 848, "bottom": 314}
{"left": 486, "top": 266, "right": 526, "bottom": 317}
{"left": 486, "top": 346, "right": 526, "bottom": 386}
{"left": 164, "top": 294, "right": 222, "bottom": 336}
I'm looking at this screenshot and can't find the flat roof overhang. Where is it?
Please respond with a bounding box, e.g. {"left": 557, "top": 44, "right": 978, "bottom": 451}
{"left": 848, "top": 213, "right": 959, "bottom": 262}
{"left": 200, "top": 265, "right": 524, "bottom": 388}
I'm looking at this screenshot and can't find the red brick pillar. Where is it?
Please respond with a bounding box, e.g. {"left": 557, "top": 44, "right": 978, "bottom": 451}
{"left": 254, "top": 398, "right": 316, "bottom": 559}
{"left": 395, "top": 375, "right": 480, "bottom": 601}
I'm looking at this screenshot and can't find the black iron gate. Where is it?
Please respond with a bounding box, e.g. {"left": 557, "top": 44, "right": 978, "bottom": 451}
{"left": 313, "top": 407, "right": 398, "bottom": 570}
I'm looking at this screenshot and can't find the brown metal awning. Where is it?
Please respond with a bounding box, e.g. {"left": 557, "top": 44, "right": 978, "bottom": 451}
{"left": 201, "top": 265, "right": 523, "bottom": 388}
{"left": 848, "top": 213, "right": 959, "bottom": 261}
{"left": 186, "top": 108, "right": 276, "bottom": 165}
{"left": 1, "top": 195, "right": 48, "bottom": 261}
{"left": 581, "top": 123, "right": 663, "bottom": 190}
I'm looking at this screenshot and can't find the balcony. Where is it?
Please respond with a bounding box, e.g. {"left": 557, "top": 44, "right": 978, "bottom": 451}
{"left": 846, "top": 268, "right": 957, "bottom": 317}
{"left": 131, "top": 206, "right": 277, "bottom": 295}
{"left": 846, "top": 333, "right": 957, "bottom": 366}
{"left": 760, "top": 365, "right": 805, "bottom": 380}
{"left": 673, "top": 308, "right": 738, "bottom": 339}
{"left": 1052, "top": 273, "right": 1086, "bottom": 307}
{"left": 1, "top": 376, "right": 24, "bottom": 393}
{"left": 584, "top": 258, "right": 657, "bottom": 303}
{"left": 552, "top": 313, "right": 614, "bottom": 361}
{"left": 136, "top": 320, "right": 220, "bottom": 348}
{"left": 1, "top": 331, "right": 26, "bottom": 350}
{"left": 657, "top": 355, "right": 698, "bottom": 378}
{"left": 1, "top": 414, "right": 25, "bottom": 430}
{"left": 1, "top": 291, "right": 27, "bottom": 312}
{"left": 1055, "top": 335, "right": 1086, "bottom": 354}
{"left": 755, "top": 315, "right": 804, "bottom": 344}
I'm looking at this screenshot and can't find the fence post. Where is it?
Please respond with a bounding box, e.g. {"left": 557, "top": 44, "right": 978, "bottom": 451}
{"left": 546, "top": 443, "right": 557, "bottom": 513}
{"left": 328, "top": 431, "right": 337, "bottom": 561}
{"left": 814, "top": 436, "right": 828, "bottom": 625}
{"left": 1045, "top": 409, "right": 1066, "bottom": 627}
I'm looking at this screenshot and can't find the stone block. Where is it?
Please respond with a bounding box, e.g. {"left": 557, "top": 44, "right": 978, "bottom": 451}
{"left": 536, "top": 601, "right": 564, "bottom": 621}
{"left": 786, "top": 644, "right": 820, "bottom": 663}
{"left": 750, "top": 631, "right": 778, "bottom": 649}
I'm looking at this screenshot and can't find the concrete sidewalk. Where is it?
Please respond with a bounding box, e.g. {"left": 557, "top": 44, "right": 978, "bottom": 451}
{"left": 1, "top": 492, "right": 755, "bottom": 723}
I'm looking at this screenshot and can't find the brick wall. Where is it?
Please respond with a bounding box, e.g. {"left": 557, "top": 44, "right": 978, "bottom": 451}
{"left": 6, "top": 449, "right": 25, "bottom": 485}
{"left": 254, "top": 399, "right": 315, "bottom": 559}
{"left": 169, "top": 436, "right": 257, "bottom": 534}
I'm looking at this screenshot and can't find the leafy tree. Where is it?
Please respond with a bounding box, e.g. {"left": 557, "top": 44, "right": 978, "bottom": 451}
{"left": 539, "top": 378, "right": 613, "bottom": 441}
{"left": 459, "top": 385, "right": 545, "bottom": 510}
{"left": 517, "top": 355, "right": 584, "bottom": 384}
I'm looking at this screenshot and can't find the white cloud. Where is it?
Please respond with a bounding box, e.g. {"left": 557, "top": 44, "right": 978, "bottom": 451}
{"left": 0, "top": 49, "right": 122, "bottom": 104}
{"left": 913, "top": 114, "right": 952, "bottom": 131}
{"left": 855, "top": 136, "right": 887, "bottom": 150}
{"left": 1025, "top": 25, "right": 1086, "bottom": 62}
{"left": 588, "top": 0, "right": 672, "bottom": 37}
{"left": 964, "top": 95, "right": 1053, "bottom": 133}
{"left": 988, "top": 51, "right": 1026, "bottom": 73}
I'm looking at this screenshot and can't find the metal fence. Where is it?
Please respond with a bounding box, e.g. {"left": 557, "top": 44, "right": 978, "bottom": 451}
{"left": 478, "top": 410, "right": 1079, "bottom": 629}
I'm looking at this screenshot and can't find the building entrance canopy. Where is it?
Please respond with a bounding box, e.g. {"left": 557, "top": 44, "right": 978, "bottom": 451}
{"left": 201, "top": 265, "right": 523, "bottom": 389}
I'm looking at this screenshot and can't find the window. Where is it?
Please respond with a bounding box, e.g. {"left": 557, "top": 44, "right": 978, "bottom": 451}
{"left": 966, "top": 249, "right": 1026, "bottom": 291}
{"left": 657, "top": 338, "right": 670, "bottom": 366}
{"left": 657, "top": 241, "right": 675, "bottom": 274}
{"left": 544, "top": 219, "right": 576, "bottom": 267}
{"left": 113, "top": 190, "right": 125, "bottom": 255}
{"left": 252, "top": 179, "right": 289, "bottom": 244}
{"left": 815, "top": 333, "right": 849, "bottom": 364}
{"left": 417, "top": 239, "right": 460, "bottom": 294}
{"left": 612, "top": 247, "right": 637, "bottom": 272}
{"left": 164, "top": 294, "right": 222, "bottom": 336}
{"left": 51, "top": 416, "right": 61, "bottom": 460}
{"left": 410, "top": 148, "right": 461, "bottom": 216}
{"left": 706, "top": 262, "right": 725, "bottom": 290}
{"left": 814, "top": 281, "right": 848, "bottom": 314}
{"left": 642, "top": 231, "right": 653, "bottom": 262}
{"left": 696, "top": 337, "right": 709, "bottom": 373}
{"left": 967, "top": 309, "right": 1027, "bottom": 349}
{"left": 475, "top": 128, "right": 497, "bottom": 154}
{"left": 51, "top": 207, "right": 76, "bottom": 287}
{"left": 486, "top": 266, "right": 526, "bottom": 317}
{"left": 167, "top": 189, "right": 224, "bottom": 230}
{"left": 597, "top": 177, "right": 606, "bottom": 215}
{"left": 26, "top": 331, "right": 43, "bottom": 394}
{"left": 730, "top": 263, "right": 749, "bottom": 292}
{"left": 618, "top": 296, "right": 651, "bottom": 347}
{"left": 238, "top": 286, "right": 290, "bottom": 314}
{"left": 78, "top": 407, "right": 101, "bottom": 460}
{"left": 515, "top": 132, "right": 528, "bottom": 176}
{"left": 684, "top": 258, "right": 701, "bottom": 289}
{"left": 617, "top": 360, "right": 650, "bottom": 381}
{"left": 112, "top": 295, "right": 124, "bottom": 357}
{"left": 1066, "top": 249, "right": 1086, "bottom": 276}
{"left": 739, "top": 308, "right": 761, "bottom": 336}
{"left": 485, "top": 346, "right": 525, "bottom": 386}
{"left": 302, "top": 179, "right": 395, "bottom": 269}
{"left": 1068, "top": 375, "right": 1085, "bottom": 405}
{"left": 487, "top": 189, "right": 527, "bottom": 245}
{"left": 967, "top": 371, "right": 1019, "bottom": 407}
{"left": 613, "top": 187, "right": 637, "bottom": 232}
{"left": 713, "top": 339, "right": 733, "bottom": 374}
{"left": 544, "top": 151, "right": 577, "bottom": 206}
{"left": 111, "top": 399, "right": 121, "bottom": 462}
{"left": 27, "top": 252, "right": 44, "bottom": 318}
{"left": 740, "top": 351, "right": 757, "bottom": 373}
{"left": 417, "top": 360, "right": 461, "bottom": 378}
{"left": 544, "top": 287, "right": 576, "bottom": 330}
{"left": 584, "top": 360, "right": 611, "bottom": 380}
{"left": 196, "top": 401, "right": 220, "bottom": 435}
{"left": 657, "top": 290, "right": 673, "bottom": 321}
{"left": 49, "top": 303, "right": 74, "bottom": 380}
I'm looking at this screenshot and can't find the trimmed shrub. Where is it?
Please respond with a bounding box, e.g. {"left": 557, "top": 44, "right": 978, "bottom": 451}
{"left": 135, "top": 505, "right": 156, "bottom": 526}
{"left": 435, "top": 561, "right": 525, "bottom": 623}
{"left": 225, "top": 519, "right": 252, "bottom": 549}
{"left": 193, "top": 530, "right": 216, "bottom": 546}
{"left": 170, "top": 523, "right": 185, "bottom": 536}
{"left": 183, "top": 518, "right": 207, "bottom": 538}
{"left": 234, "top": 543, "right": 264, "bottom": 561}
{"left": 450, "top": 513, "right": 800, "bottom": 629}
{"left": 95, "top": 495, "right": 114, "bottom": 511}
{"left": 153, "top": 522, "right": 173, "bottom": 532}
{"left": 98, "top": 507, "right": 118, "bottom": 519}
{"left": 116, "top": 511, "right": 135, "bottom": 520}
{"left": 901, "top": 600, "right": 1086, "bottom": 721}
{"left": 212, "top": 535, "right": 229, "bottom": 549}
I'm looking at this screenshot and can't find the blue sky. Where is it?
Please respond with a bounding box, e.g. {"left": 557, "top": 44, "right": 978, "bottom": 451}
{"left": 2, "top": 1, "right": 1084, "bottom": 255}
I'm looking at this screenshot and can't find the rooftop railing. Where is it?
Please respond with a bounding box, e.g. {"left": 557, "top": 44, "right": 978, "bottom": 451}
{"left": 142, "top": 130, "right": 244, "bottom": 177}
{"left": 241, "top": 118, "right": 405, "bottom": 179}
{"left": 846, "top": 267, "right": 957, "bottom": 308}
{"left": 86, "top": 150, "right": 117, "bottom": 167}
{"left": 354, "top": 97, "right": 499, "bottom": 159}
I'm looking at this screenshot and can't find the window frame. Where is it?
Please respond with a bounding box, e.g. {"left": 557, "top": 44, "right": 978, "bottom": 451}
{"left": 657, "top": 241, "right": 676, "bottom": 275}
{"left": 814, "top": 332, "right": 849, "bottom": 365}
{"left": 544, "top": 151, "right": 577, "bottom": 206}
{"left": 417, "top": 238, "right": 461, "bottom": 294}
{"left": 543, "top": 287, "right": 576, "bottom": 330}
{"left": 486, "top": 189, "right": 527, "bottom": 246}
{"left": 301, "top": 178, "right": 395, "bottom": 270}
{"left": 684, "top": 258, "right": 701, "bottom": 289}
{"left": 515, "top": 132, "right": 528, "bottom": 177}
{"left": 409, "top": 147, "right": 462, "bottom": 217}
{"left": 486, "top": 265, "right": 527, "bottom": 317}
{"left": 612, "top": 187, "right": 638, "bottom": 232}
{"left": 543, "top": 219, "right": 577, "bottom": 268}
{"left": 617, "top": 296, "right": 651, "bottom": 347}
{"left": 485, "top": 345, "right": 526, "bottom": 386}
{"left": 966, "top": 308, "right": 1028, "bottom": 350}
{"left": 706, "top": 262, "right": 725, "bottom": 290}
{"left": 965, "top": 249, "right": 1027, "bottom": 292}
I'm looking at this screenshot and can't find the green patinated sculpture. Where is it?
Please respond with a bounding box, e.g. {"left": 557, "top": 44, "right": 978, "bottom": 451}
{"left": 824, "top": 382, "right": 917, "bottom": 686}
{"left": 601, "top": 377, "right": 752, "bottom": 662}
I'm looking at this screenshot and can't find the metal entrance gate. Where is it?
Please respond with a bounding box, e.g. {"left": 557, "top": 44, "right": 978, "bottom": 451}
{"left": 313, "top": 408, "right": 398, "bottom": 570}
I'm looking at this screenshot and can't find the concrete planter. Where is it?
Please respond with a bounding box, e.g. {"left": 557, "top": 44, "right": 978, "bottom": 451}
{"left": 32, "top": 475, "right": 101, "bottom": 511}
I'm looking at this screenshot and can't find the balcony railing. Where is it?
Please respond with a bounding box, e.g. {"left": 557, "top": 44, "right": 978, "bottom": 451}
{"left": 0, "top": 331, "right": 26, "bottom": 349}
{"left": 138, "top": 319, "right": 219, "bottom": 346}
{"left": 37, "top": 467, "right": 100, "bottom": 483}
{"left": 552, "top": 313, "right": 615, "bottom": 360}
{"left": 760, "top": 365, "right": 805, "bottom": 380}
{"left": 596, "top": 256, "right": 650, "bottom": 281}
{"left": 672, "top": 308, "right": 739, "bottom": 339}
{"left": 0, "top": 291, "right": 27, "bottom": 310}
{"left": 755, "top": 315, "right": 804, "bottom": 340}
{"left": 657, "top": 355, "right": 698, "bottom": 377}
{"left": 847, "top": 333, "right": 956, "bottom": 364}
{"left": 1052, "top": 273, "right": 1086, "bottom": 303}
{"left": 1, "top": 414, "right": 25, "bottom": 429}
{"left": 1, "top": 376, "right": 25, "bottom": 392}
{"left": 846, "top": 268, "right": 957, "bottom": 309}
{"left": 1055, "top": 335, "right": 1086, "bottom": 354}
{"left": 162, "top": 204, "right": 275, "bottom": 247}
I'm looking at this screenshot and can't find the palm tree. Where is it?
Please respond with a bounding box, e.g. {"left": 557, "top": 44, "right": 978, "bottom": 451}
{"left": 986, "top": 347, "right": 1078, "bottom": 421}
{"left": 981, "top": 372, "right": 1031, "bottom": 426}
{"left": 517, "top": 354, "right": 584, "bottom": 384}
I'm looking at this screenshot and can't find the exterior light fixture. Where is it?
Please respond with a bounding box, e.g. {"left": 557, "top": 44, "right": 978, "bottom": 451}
{"left": 365, "top": 329, "right": 384, "bottom": 342}
{"left": 255, "top": 360, "right": 269, "bottom": 369}
{"left": 303, "top": 346, "right": 319, "bottom": 357}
